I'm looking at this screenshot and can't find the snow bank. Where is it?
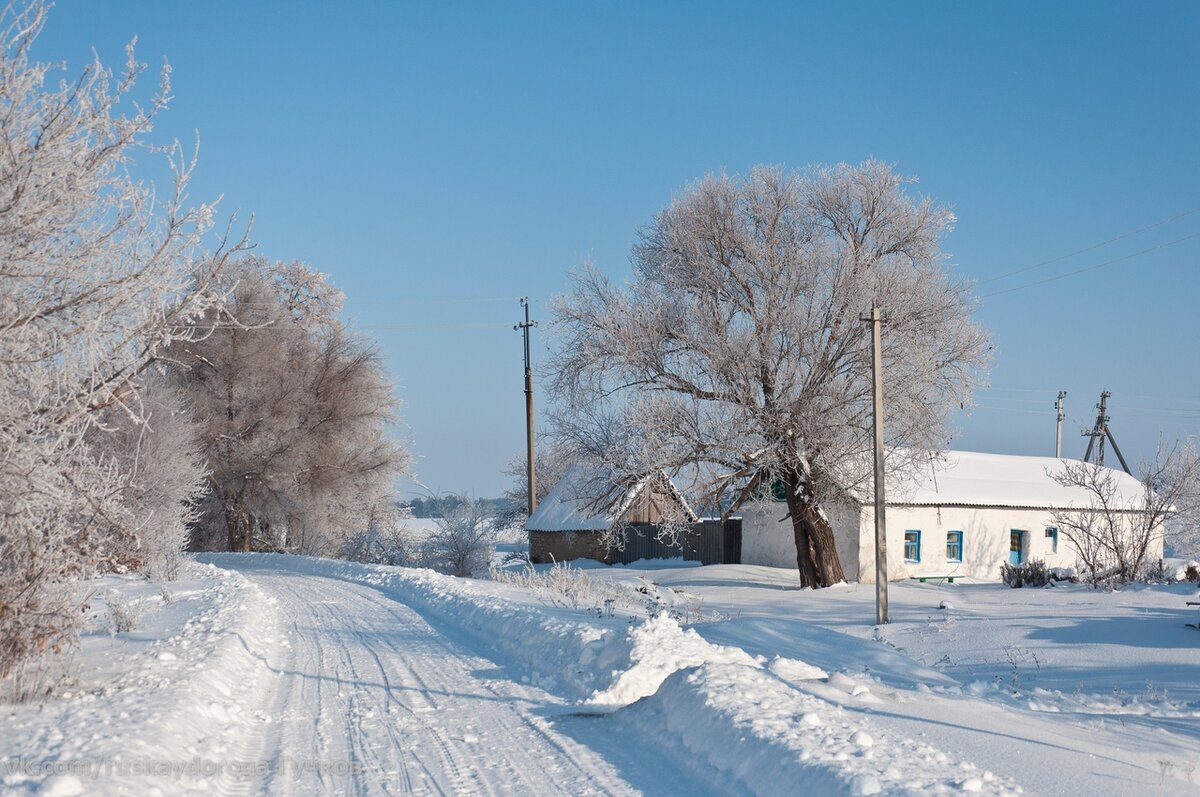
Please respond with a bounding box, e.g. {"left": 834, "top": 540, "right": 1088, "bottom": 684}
{"left": 586, "top": 613, "right": 765, "bottom": 707}
{"left": 204, "top": 554, "right": 1019, "bottom": 797}
{"left": 2, "top": 563, "right": 281, "bottom": 795}
{"left": 630, "top": 662, "right": 1009, "bottom": 797}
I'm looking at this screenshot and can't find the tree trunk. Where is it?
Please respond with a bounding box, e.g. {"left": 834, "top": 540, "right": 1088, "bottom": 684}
{"left": 224, "top": 495, "right": 253, "bottom": 553}
{"left": 784, "top": 468, "right": 846, "bottom": 588}
{"left": 783, "top": 470, "right": 820, "bottom": 587}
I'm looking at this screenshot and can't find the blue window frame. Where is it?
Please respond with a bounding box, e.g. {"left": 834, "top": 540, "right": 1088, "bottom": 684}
{"left": 904, "top": 530, "right": 921, "bottom": 563}
{"left": 946, "top": 530, "right": 963, "bottom": 562}
{"left": 1045, "top": 527, "right": 1058, "bottom": 554}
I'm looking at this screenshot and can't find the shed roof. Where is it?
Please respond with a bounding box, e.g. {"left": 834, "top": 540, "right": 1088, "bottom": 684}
{"left": 525, "top": 464, "right": 698, "bottom": 532}
{"left": 885, "top": 450, "right": 1146, "bottom": 510}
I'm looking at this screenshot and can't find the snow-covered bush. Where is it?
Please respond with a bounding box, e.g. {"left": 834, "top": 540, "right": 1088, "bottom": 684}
{"left": 339, "top": 504, "right": 417, "bottom": 567}
{"left": 104, "top": 590, "right": 144, "bottom": 634}
{"left": 420, "top": 499, "right": 497, "bottom": 578}
{"left": 1000, "top": 559, "right": 1049, "bottom": 588}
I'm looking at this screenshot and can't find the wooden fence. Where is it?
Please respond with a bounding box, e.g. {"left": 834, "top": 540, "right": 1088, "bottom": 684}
{"left": 609, "top": 519, "right": 741, "bottom": 566}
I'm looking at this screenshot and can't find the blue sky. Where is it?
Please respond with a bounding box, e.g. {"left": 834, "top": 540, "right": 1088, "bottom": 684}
{"left": 37, "top": 1, "right": 1199, "bottom": 497}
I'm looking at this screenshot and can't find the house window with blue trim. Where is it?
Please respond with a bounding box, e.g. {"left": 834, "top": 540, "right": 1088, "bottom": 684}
{"left": 903, "top": 530, "right": 921, "bottom": 563}
{"left": 1045, "top": 527, "right": 1058, "bottom": 554}
{"left": 946, "top": 530, "right": 963, "bottom": 562}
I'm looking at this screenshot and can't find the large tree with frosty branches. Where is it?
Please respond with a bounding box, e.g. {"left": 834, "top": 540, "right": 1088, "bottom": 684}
{"left": 549, "top": 162, "right": 991, "bottom": 588}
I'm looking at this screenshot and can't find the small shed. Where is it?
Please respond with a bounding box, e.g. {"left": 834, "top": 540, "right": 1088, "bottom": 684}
{"left": 525, "top": 464, "right": 699, "bottom": 564}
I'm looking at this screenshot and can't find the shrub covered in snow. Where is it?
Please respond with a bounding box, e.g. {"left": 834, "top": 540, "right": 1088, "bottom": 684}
{"left": 103, "top": 589, "right": 144, "bottom": 634}
{"left": 420, "top": 498, "right": 497, "bottom": 578}
{"left": 339, "top": 503, "right": 417, "bottom": 566}
{"left": 1000, "top": 558, "right": 1049, "bottom": 588}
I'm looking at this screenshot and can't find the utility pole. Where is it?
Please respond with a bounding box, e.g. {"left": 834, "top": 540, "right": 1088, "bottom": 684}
{"left": 1082, "top": 390, "right": 1110, "bottom": 465}
{"left": 868, "top": 304, "right": 889, "bottom": 625}
{"left": 514, "top": 298, "right": 538, "bottom": 516}
{"left": 1055, "top": 391, "right": 1067, "bottom": 458}
{"left": 1080, "top": 390, "right": 1132, "bottom": 474}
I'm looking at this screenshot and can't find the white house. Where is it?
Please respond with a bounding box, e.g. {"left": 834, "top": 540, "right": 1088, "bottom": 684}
{"left": 741, "top": 450, "right": 1159, "bottom": 582}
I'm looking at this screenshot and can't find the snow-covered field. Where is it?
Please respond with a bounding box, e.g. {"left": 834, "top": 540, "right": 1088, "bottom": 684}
{"left": 2, "top": 555, "right": 1198, "bottom": 796}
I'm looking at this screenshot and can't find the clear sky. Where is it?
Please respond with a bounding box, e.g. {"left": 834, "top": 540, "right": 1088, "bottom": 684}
{"left": 35, "top": 1, "right": 1200, "bottom": 497}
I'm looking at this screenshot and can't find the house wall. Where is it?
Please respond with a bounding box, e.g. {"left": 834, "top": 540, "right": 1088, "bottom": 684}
{"left": 746, "top": 500, "right": 1165, "bottom": 583}
{"left": 855, "top": 505, "right": 1080, "bottom": 582}
{"left": 528, "top": 530, "right": 610, "bottom": 565}
{"left": 619, "top": 478, "right": 687, "bottom": 525}
{"left": 740, "top": 496, "right": 860, "bottom": 577}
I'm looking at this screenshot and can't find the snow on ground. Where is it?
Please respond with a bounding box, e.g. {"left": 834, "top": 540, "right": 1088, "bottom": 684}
{"left": 3, "top": 554, "right": 1197, "bottom": 795}
{"left": 2, "top": 563, "right": 281, "bottom": 795}
{"left": 584, "top": 562, "right": 1200, "bottom": 795}
{"left": 208, "top": 555, "right": 1019, "bottom": 796}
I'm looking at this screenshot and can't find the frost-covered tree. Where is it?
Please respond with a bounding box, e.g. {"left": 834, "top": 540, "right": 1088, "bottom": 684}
{"left": 498, "top": 439, "right": 577, "bottom": 526}
{"left": 163, "top": 257, "right": 410, "bottom": 554}
{"left": 0, "top": 2, "right": 238, "bottom": 679}
{"left": 1053, "top": 441, "right": 1200, "bottom": 583}
{"left": 421, "top": 498, "right": 498, "bottom": 578}
{"left": 86, "top": 381, "right": 206, "bottom": 579}
{"left": 1162, "top": 442, "right": 1200, "bottom": 559}
{"left": 550, "top": 162, "right": 991, "bottom": 588}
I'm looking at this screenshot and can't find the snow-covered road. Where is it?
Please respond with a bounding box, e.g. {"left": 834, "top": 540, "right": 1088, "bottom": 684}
{"left": 20, "top": 554, "right": 1184, "bottom": 796}
{"left": 231, "top": 561, "right": 719, "bottom": 796}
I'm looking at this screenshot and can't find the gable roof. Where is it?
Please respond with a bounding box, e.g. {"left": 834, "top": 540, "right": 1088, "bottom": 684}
{"left": 884, "top": 450, "right": 1146, "bottom": 510}
{"left": 525, "top": 464, "right": 698, "bottom": 532}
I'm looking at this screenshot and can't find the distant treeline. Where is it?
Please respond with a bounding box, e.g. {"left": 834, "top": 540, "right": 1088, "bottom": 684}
{"left": 402, "top": 496, "right": 506, "bottom": 519}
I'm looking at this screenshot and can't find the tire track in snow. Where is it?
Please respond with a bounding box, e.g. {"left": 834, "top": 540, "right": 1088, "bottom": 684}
{"left": 232, "top": 564, "right": 694, "bottom": 796}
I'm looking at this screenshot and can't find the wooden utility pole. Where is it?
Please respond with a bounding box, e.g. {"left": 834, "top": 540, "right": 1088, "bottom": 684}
{"left": 1055, "top": 390, "right": 1067, "bottom": 458}
{"left": 514, "top": 298, "right": 538, "bottom": 515}
{"left": 868, "top": 305, "right": 889, "bottom": 625}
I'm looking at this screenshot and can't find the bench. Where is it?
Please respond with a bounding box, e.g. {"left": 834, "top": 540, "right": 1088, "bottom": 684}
{"left": 911, "top": 575, "right": 956, "bottom": 584}
{"left": 1188, "top": 601, "right": 1200, "bottom": 630}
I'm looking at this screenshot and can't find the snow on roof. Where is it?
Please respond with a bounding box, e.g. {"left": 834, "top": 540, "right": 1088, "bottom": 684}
{"left": 886, "top": 450, "right": 1146, "bottom": 510}
{"left": 525, "top": 464, "right": 697, "bottom": 532}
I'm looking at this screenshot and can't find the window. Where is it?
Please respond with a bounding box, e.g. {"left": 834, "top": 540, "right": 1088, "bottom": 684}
{"left": 904, "top": 530, "right": 921, "bottom": 563}
{"left": 946, "top": 531, "right": 963, "bottom": 562}
{"left": 1045, "top": 527, "right": 1058, "bottom": 554}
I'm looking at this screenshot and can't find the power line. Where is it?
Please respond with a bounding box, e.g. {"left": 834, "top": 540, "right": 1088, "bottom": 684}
{"left": 981, "top": 231, "right": 1200, "bottom": 299}
{"left": 972, "top": 405, "right": 1056, "bottom": 415}
{"left": 977, "top": 386, "right": 1059, "bottom": 395}
{"left": 977, "top": 208, "right": 1199, "bottom": 286}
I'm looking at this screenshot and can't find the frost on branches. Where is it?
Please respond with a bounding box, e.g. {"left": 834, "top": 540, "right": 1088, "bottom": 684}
{"left": 550, "top": 162, "right": 991, "bottom": 588}
{"left": 161, "top": 257, "right": 411, "bottom": 556}
{"left": 1052, "top": 441, "right": 1200, "bottom": 584}
{"left": 0, "top": 2, "right": 241, "bottom": 680}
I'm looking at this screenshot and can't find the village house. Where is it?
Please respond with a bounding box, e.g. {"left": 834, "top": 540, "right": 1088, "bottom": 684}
{"left": 740, "top": 450, "right": 1160, "bottom": 582}
{"left": 525, "top": 464, "right": 699, "bottom": 564}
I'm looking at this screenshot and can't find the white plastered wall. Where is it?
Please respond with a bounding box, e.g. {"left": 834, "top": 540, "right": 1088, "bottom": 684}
{"left": 743, "top": 497, "right": 1165, "bottom": 583}
{"left": 856, "top": 505, "right": 1093, "bottom": 582}
{"left": 740, "top": 496, "right": 860, "bottom": 578}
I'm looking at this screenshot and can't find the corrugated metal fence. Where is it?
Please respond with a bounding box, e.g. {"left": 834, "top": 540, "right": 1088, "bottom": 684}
{"left": 609, "top": 519, "right": 741, "bottom": 566}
